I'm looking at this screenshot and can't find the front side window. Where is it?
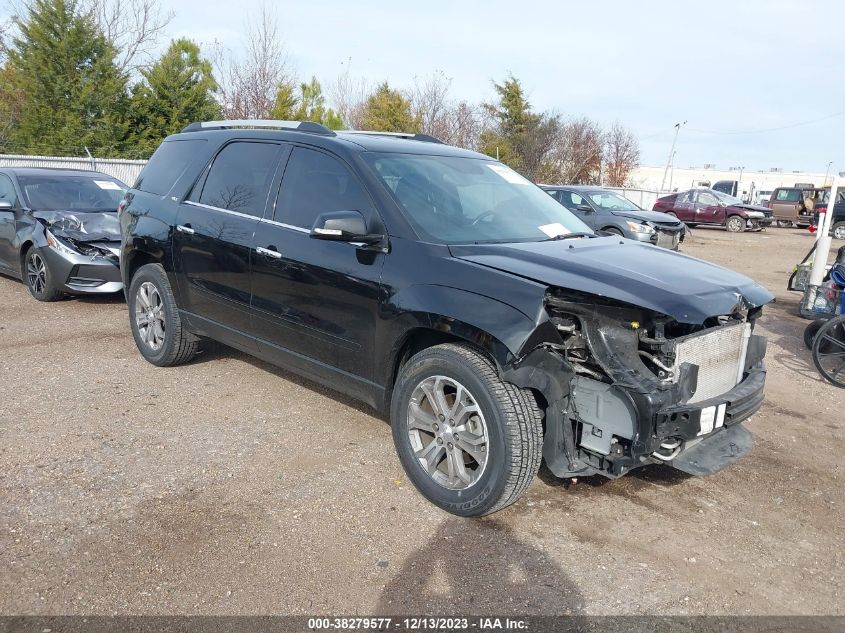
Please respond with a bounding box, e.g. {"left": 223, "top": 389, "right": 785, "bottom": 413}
{"left": 587, "top": 191, "right": 640, "bottom": 211}
{"left": 17, "top": 174, "right": 126, "bottom": 212}
{"left": 197, "top": 142, "right": 281, "bottom": 217}
{"left": 697, "top": 191, "right": 720, "bottom": 206}
{"left": 364, "top": 153, "right": 590, "bottom": 243}
{"left": 559, "top": 191, "right": 585, "bottom": 211}
{"left": 0, "top": 174, "right": 17, "bottom": 206}
{"left": 275, "top": 147, "right": 372, "bottom": 229}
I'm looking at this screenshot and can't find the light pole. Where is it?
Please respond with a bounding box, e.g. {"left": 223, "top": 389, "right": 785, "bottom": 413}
{"left": 824, "top": 161, "right": 833, "bottom": 185}
{"left": 660, "top": 121, "right": 687, "bottom": 193}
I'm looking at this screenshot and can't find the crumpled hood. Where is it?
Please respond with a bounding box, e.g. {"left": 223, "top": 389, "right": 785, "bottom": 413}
{"left": 610, "top": 209, "right": 684, "bottom": 225}
{"left": 449, "top": 237, "right": 774, "bottom": 324}
{"left": 33, "top": 211, "right": 120, "bottom": 243}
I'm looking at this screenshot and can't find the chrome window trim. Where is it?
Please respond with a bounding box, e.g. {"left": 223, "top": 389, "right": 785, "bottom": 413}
{"left": 182, "top": 200, "right": 259, "bottom": 220}
{"left": 257, "top": 217, "right": 310, "bottom": 234}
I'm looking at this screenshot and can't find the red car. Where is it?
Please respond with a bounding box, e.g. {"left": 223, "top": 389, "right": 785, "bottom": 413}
{"left": 653, "top": 189, "right": 774, "bottom": 232}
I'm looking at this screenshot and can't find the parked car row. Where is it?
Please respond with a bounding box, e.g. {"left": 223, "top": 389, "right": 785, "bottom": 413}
{"left": 1, "top": 121, "right": 775, "bottom": 517}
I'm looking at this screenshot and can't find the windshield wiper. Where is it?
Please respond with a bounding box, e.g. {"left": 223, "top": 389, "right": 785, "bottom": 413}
{"left": 539, "top": 232, "right": 597, "bottom": 242}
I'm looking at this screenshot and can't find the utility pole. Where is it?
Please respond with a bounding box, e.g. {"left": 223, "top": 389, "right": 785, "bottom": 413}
{"left": 668, "top": 150, "right": 677, "bottom": 192}
{"left": 660, "top": 121, "right": 686, "bottom": 193}
{"left": 824, "top": 161, "right": 833, "bottom": 185}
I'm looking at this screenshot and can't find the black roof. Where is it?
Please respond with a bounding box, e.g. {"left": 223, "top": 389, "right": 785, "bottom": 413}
{"left": 166, "top": 128, "right": 489, "bottom": 161}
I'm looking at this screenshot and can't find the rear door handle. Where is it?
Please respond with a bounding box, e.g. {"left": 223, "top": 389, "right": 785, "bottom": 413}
{"left": 256, "top": 246, "right": 282, "bottom": 259}
{"left": 176, "top": 224, "right": 195, "bottom": 234}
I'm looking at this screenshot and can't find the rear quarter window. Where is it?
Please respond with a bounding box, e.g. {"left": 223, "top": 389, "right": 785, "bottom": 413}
{"left": 135, "top": 139, "right": 207, "bottom": 196}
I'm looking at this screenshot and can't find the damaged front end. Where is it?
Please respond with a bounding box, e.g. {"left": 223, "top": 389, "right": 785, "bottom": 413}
{"left": 504, "top": 288, "right": 769, "bottom": 480}
{"left": 33, "top": 211, "right": 122, "bottom": 292}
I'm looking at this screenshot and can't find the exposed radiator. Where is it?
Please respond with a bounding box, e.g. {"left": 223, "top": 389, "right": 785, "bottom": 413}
{"left": 672, "top": 321, "right": 752, "bottom": 404}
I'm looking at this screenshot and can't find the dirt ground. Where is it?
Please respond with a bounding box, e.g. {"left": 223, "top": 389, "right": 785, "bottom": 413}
{"left": 0, "top": 227, "right": 843, "bottom": 616}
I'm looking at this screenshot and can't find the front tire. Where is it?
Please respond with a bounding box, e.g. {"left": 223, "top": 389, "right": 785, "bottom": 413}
{"left": 726, "top": 215, "right": 745, "bottom": 233}
{"left": 128, "top": 263, "right": 198, "bottom": 367}
{"left": 24, "top": 246, "right": 63, "bottom": 302}
{"left": 390, "top": 343, "right": 543, "bottom": 517}
{"left": 833, "top": 221, "right": 845, "bottom": 240}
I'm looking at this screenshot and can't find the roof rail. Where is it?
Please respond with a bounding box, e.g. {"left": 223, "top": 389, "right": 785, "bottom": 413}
{"left": 181, "top": 120, "right": 336, "bottom": 135}
{"left": 340, "top": 130, "right": 444, "bottom": 144}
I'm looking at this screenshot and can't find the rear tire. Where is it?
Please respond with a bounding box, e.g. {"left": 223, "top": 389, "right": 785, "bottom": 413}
{"left": 833, "top": 221, "right": 845, "bottom": 240}
{"left": 726, "top": 215, "right": 745, "bottom": 233}
{"left": 128, "top": 263, "right": 198, "bottom": 367}
{"left": 24, "top": 246, "right": 63, "bottom": 302}
{"left": 390, "top": 343, "right": 543, "bottom": 517}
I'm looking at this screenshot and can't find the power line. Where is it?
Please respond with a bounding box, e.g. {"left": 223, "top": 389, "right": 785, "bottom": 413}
{"left": 686, "top": 107, "right": 845, "bottom": 136}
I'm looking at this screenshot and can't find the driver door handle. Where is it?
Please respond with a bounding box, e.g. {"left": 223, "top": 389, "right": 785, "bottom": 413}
{"left": 176, "top": 224, "right": 195, "bottom": 234}
{"left": 256, "top": 246, "right": 282, "bottom": 259}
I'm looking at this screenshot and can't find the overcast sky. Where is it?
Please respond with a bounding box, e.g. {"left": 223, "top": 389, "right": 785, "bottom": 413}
{"left": 6, "top": 0, "right": 845, "bottom": 172}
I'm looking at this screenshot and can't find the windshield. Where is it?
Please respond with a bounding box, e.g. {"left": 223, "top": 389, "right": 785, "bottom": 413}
{"left": 712, "top": 191, "right": 743, "bottom": 205}
{"left": 363, "top": 153, "right": 590, "bottom": 243}
{"left": 18, "top": 174, "right": 127, "bottom": 212}
{"left": 586, "top": 191, "right": 641, "bottom": 212}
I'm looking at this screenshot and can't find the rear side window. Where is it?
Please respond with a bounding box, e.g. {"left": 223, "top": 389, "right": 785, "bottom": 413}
{"left": 197, "top": 142, "right": 282, "bottom": 217}
{"left": 275, "top": 147, "right": 372, "bottom": 229}
{"left": 135, "top": 139, "right": 207, "bottom": 195}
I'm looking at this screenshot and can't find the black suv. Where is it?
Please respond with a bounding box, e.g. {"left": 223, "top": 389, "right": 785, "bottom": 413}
{"left": 120, "top": 120, "right": 774, "bottom": 516}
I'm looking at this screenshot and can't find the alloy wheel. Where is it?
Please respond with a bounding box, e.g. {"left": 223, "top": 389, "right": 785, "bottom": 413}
{"left": 834, "top": 224, "right": 845, "bottom": 240}
{"left": 406, "top": 375, "right": 489, "bottom": 490}
{"left": 135, "top": 281, "right": 166, "bottom": 351}
{"left": 26, "top": 252, "right": 47, "bottom": 295}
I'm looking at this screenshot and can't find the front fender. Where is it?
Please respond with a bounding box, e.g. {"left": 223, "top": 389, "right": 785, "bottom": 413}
{"left": 379, "top": 284, "right": 542, "bottom": 384}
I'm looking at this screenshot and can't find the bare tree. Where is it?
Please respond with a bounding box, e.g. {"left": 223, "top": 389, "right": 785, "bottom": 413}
{"left": 603, "top": 122, "right": 640, "bottom": 187}
{"left": 84, "top": 0, "right": 174, "bottom": 73}
{"left": 407, "top": 72, "right": 487, "bottom": 149}
{"left": 213, "top": 5, "right": 293, "bottom": 120}
{"left": 550, "top": 116, "right": 604, "bottom": 184}
{"left": 409, "top": 71, "right": 451, "bottom": 138}
{"left": 328, "top": 61, "right": 368, "bottom": 129}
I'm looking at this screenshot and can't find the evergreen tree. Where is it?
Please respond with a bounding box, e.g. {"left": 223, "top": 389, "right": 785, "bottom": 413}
{"left": 128, "top": 38, "right": 220, "bottom": 155}
{"left": 479, "top": 74, "right": 559, "bottom": 181}
{"left": 359, "top": 82, "right": 419, "bottom": 132}
{"left": 6, "top": 0, "right": 128, "bottom": 155}
{"left": 269, "top": 76, "right": 343, "bottom": 129}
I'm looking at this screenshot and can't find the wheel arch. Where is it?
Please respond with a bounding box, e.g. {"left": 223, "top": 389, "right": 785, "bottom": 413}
{"left": 18, "top": 239, "right": 35, "bottom": 275}
{"left": 121, "top": 247, "right": 165, "bottom": 292}
{"left": 380, "top": 285, "right": 544, "bottom": 411}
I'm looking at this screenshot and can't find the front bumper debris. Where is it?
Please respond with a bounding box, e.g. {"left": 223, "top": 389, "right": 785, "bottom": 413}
{"left": 669, "top": 423, "right": 753, "bottom": 476}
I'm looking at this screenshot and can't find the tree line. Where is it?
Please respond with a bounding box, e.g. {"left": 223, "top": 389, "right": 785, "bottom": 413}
{"left": 0, "top": 0, "right": 640, "bottom": 185}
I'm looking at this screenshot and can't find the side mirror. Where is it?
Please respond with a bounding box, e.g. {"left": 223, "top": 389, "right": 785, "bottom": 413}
{"left": 576, "top": 204, "right": 594, "bottom": 213}
{"left": 0, "top": 200, "right": 13, "bottom": 211}
{"left": 310, "top": 210, "right": 382, "bottom": 244}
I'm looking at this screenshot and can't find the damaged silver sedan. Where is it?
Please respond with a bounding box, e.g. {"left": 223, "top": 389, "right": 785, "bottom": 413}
{"left": 0, "top": 168, "right": 125, "bottom": 301}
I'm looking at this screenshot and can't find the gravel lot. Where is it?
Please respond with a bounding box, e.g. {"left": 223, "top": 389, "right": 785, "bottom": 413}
{"left": 0, "top": 227, "right": 843, "bottom": 616}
